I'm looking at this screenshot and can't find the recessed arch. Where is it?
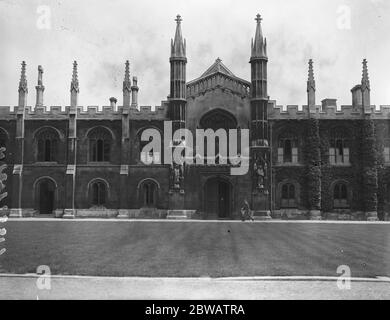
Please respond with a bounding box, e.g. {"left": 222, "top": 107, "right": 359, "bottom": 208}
{"left": 0, "top": 127, "right": 10, "bottom": 140}
{"left": 87, "top": 178, "right": 110, "bottom": 207}
{"left": 85, "top": 125, "right": 116, "bottom": 140}
{"left": 202, "top": 175, "right": 233, "bottom": 219}
{"left": 199, "top": 108, "right": 238, "bottom": 130}
{"left": 32, "top": 125, "right": 64, "bottom": 141}
{"left": 33, "top": 176, "right": 58, "bottom": 214}
{"left": 137, "top": 178, "right": 161, "bottom": 190}
{"left": 276, "top": 179, "right": 301, "bottom": 209}
{"left": 330, "top": 179, "right": 352, "bottom": 209}
{"left": 137, "top": 178, "right": 160, "bottom": 208}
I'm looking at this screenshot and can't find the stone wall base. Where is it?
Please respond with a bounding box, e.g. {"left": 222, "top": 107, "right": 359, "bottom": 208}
{"left": 116, "top": 208, "right": 168, "bottom": 219}
{"left": 272, "top": 209, "right": 308, "bottom": 220}
{"left": 167, "top": 210, "right": 197, "bottom": 220}
{"left": 365, "top": 211, "right": 379, "bottom": 222}
{"left": 309, "top": 210, "right": 322, "bottom": 221}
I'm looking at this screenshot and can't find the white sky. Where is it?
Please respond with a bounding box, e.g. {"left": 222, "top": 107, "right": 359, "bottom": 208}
{"left": 0, "top": 0, "right": 389, "bottom": 109}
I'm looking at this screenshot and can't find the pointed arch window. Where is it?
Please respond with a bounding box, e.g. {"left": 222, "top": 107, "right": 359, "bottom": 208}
{"left": 330, "top": 129, "right": 350, "bottom": 165}
{"left": 278, "top": 134, "right": 298, "bottom": 164}
{"left": 88, "top": 128, "right": 111, "bottom": 162}
{"left": 36, "top": 129, "right": 59, "bottom": 162}
{"left": 333, "top": 182, "right": 349, "bottom": 208}
{"left": 139, "top": 180, "right": 158, "bottom": 208}
{"left": 90, "top": 181, "right": 107, "bottom": 207}
{"left": 281, "top": 183, "right": 297, "bottom": 208}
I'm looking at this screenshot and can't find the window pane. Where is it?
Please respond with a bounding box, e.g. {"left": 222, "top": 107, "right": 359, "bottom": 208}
{"left": 284, "top": 140, "right": 292, "bottom": 163}
{"left": 97, "top": 140, "right": 104, "bottom": 162}
{"left": 38, "top": 139, "right": 44, "bottom": 162}
{"left": 103, "top": 141, "right": 110, "bottom": 162}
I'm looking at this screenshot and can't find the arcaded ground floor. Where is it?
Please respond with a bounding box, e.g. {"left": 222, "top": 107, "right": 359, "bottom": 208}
{"left": 1, "top": 220, "right": 389, "bottom": 278}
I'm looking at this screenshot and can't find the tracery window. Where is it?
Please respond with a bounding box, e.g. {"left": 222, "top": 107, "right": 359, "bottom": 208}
{"left": 88, "top": 128, "right": 111, "bottom": 162}
{"left": 36, "top": 128, "right": 58, "bottom": 162}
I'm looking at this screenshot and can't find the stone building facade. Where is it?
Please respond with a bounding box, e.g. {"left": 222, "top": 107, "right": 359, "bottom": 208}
{"left": 0, "top": 15, "right": 389, "bottom": 221}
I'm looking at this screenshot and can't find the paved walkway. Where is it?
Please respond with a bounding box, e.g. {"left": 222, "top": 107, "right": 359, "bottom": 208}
{"left": 5, "top": 217, "right": 390, "bottom": 224}
{"left": 1, "top": 274, "right": 389, "bottom": 300}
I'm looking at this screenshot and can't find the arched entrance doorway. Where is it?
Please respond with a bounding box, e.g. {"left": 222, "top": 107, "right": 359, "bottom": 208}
{"left": 36, "top": 179, "right": 56, "bottom": 214}
{"left": 204, "top": 177, "right": 231, "bottom": 219}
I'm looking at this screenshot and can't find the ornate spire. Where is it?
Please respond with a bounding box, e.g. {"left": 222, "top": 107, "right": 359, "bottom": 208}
{"left": 307, "top": 59, "right": 316, "bottom": 91}
{"left": 307, "top": 59, "right": 316, "bottom": 108}
{"left": 361, "top": 59, "right": 370, "bottom": 108}
{"left": 70, "top": 60, "right": 79, "bottom": 93}
{"left": 171, "top": 14, "right": 186, "bottom": 58}
{"left": 123, "top": 60, "right": 131, "bottom": 91}
{"left": 18, "top": 61, "right": 28, "bottom": 93}
{"left": 362, "top": 58, "right": 370, "bottom": 90}
{"left": 35, "top": 65, "right": 45, "bottom": 108}
{"left": 251, "top": 14, "right": 267, "bottom": 59}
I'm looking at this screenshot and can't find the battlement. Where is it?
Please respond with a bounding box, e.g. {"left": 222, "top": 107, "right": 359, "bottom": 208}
{"left": 0, "top": 102, "right": 169, "bottom": 121}
{"left": 268, "top": 101, "right": 390, "bottom": 120}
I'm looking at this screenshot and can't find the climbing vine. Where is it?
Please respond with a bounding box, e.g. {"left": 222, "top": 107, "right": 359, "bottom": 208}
{"left": 361, "top": 118, "right": 378, "bottom": 213}
{"left": 304, "top": 118, "right": 321, "bottom": 211}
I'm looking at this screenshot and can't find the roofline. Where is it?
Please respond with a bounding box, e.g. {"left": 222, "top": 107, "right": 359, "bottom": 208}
{"left": 186, "top": 71, "right": 251, "bottom": 87}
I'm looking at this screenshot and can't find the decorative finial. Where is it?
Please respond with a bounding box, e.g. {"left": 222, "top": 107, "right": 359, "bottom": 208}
{"left": 70, "top": 60, "right": 79, "bottom": 92}
{"left": 123, "top": 60, "right": 131, "bottom": 92}
{"left": 308, "top": 59, "right": 314, "bottom": 81}
{"left": 255, "top": 14, "right": 262, "bottom": 24}
{"left": 171, "top": 14, "right": 186, "bottom": 58}
{"left": 19, "top": 61, "right": 28, "bottom": 93}
{"left": 132, "top": 76, "right": 138, "bottom": 87}
{"left": 307, "top": 59, "right": 316, "bottom": 96}
{"left": 124, "top": 60, "right": 130, "bottom": 82}
{"left": 37, "top": 65, "right": 44, "bottom": 85}
{"left": 362, "top": 58, "right": 370, "bottom": 90}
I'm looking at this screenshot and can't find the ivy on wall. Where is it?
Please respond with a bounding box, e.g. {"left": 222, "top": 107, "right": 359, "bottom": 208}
{"left": 304, "top": 118, "right": 321, "bottom": 211}
{"left": 361, "top": 118, "right": 378, "bottom": 213}
{"left": 0, "top": 147, "right": 7, "bottom": 209}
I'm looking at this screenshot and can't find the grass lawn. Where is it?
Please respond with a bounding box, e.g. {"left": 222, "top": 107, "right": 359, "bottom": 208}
{"left": 0, "top": 221, "right": 389, "bottom": 278}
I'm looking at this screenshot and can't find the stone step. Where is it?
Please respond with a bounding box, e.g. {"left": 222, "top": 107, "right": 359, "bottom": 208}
{"left": 166, "top": 210, "right": 195, "bottom": 220}
{"left": 253, "top": 210, "right": 272, "bottom": 221}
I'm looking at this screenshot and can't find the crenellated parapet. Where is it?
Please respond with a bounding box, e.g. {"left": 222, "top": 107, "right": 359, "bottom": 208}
{"left": 268, "top": 101, "right": 390, "bottom": 120}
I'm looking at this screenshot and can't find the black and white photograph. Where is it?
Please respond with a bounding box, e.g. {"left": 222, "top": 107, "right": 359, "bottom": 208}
{"left": 0, "top": 0, "right": 389, "bottom": 304}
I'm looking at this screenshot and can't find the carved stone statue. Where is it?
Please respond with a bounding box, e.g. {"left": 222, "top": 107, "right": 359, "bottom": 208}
{"left": 253, "top": 154, "right": 268, "bottom": 191}
{"left": 38, "top": 65, "right": 44, "bottom": 86}
{"left": 171, "top": 163, "right": 183, "bottom": 190}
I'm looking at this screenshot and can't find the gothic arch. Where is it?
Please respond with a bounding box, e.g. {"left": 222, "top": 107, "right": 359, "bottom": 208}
{"left": 330, "top": 179, "right": 352, "bottom": 209}
{"left": 137, "top": 178, "right": 160, "bottom": 208}
{"left": 202, "top": 175, "right": 234, "bottom": 219}
{"left": 87, "top": 127, "right": 113, "bottom": 162}
{"left": 33, "top": 126, "right": 64, "bottom": 141}
{"left": 85, "top": 125, "right": 116, "bottom": 140}
{"left": 34, "top": 127, "right": 61, "bottom": 162}
{"left": 199, "top": 108, "right": 238, "bottom": 130}
{"left": 0, "top": 127, "right": 10, "bottom": 140}
{"left": 87, "top": 178, "right": 110, "bottom": 207}
{"left": 276, "top": 179, "right": 301, "bottom": 209}
{"left": 33, "top": 176, "right": 58, "bottom": 214}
